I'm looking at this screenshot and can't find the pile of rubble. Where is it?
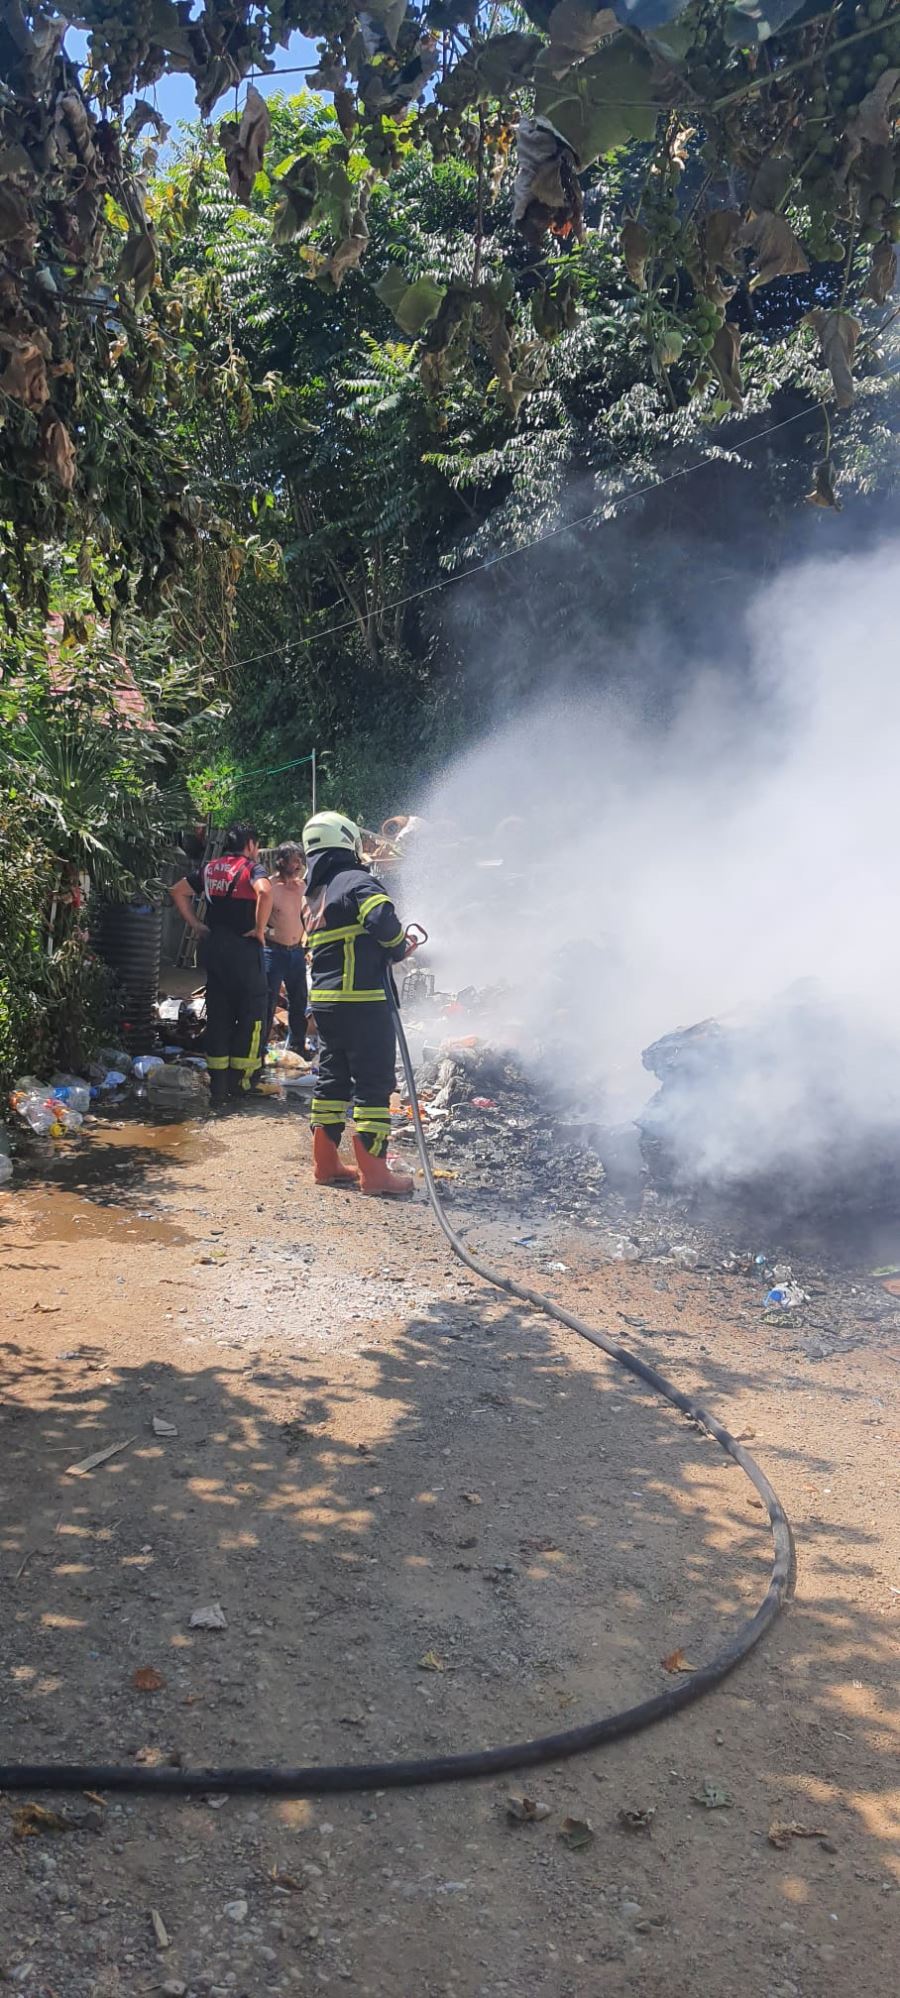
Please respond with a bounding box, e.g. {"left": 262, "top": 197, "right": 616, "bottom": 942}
{"left": 397, "top": 1037, "right": 606, "bottom": 1218}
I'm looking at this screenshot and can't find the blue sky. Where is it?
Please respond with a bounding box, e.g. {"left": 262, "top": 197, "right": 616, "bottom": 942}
{"left": 63, "top": 26, "right": 321, "bottom": 140}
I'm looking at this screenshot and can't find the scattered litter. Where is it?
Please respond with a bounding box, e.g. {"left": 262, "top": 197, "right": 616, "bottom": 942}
{"left": 199, "top": 1249, "right": 227, "bottom": 1265}
{"left": 545, "top": 1261, "right": 569, "bottom": 1274}
{"left": 471, "top": 1097, "right": 497, "bottom": 1110}
{"left": 692, "top": 1780, "right": 732, "bottom": 1810}
{"left": 768, "top": 1820, "right": 829, "bottom": 1849}
{"left": 617, "top": 1805, "right": 656, "bottom": 1834}
{"left": 461, "top": 1491, "right": 482, "bottom": 1506}
{"left": 661, "top": 1649, "right": 697, "bottom": 1674}
{"left": 870, "top": 1264, "right": 900, "bottom": 1278}
{"left": 506, "top": 1794, "right": 550, "bottom": 1824}
{"left": 150, "top": 1908, "right": 171, "bottom": 1950}
{"left": 152, "top": 1415, "right": 179, "bottom": 1437}
{"left": 417, "top": 1649, "right": 446, "bottom": 1672}
{"left": 66, "top": 1436, "right": 135, "bottom": 1478}
{"left": 132, "top": 1666, "right": 166, "bottom": 1692}
{"left": 190, "top": 1603, "right": 227, "bottom": 1631}
{"left": 559, "top": 1815, "right": 594, "bottom": 1850}
{"left": 269, "top": 1868, "right": 305, "bottom": 1892}
{"left": 764, "top": 1282, "right": 809, "bottom": 1312}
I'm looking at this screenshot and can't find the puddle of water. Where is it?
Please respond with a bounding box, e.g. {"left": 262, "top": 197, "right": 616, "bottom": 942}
{"left": 0, "top": 1112, "right": 218, "bottom": 1249}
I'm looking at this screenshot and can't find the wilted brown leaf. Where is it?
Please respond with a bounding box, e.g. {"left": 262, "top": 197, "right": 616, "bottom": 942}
{"left": 132, "top": 1665, "right": 166, "bottom": 1692}
{"left": 506, "top": 1794, "right": 551, "bottom": 1823}
{"left": 848, "top": 69, "right": 900, "bottom": 149}
{"left": 117, "top": 226, "right": 157, "bottom": 306}
{"left": 417, "top": 1649, "right": 446, "bottom": 1672}
{"left": 808, "top": 308, "right": 860, "bottom": 409}
{"left": 0, "top": 340, "right": 49, "bottom": 410}
{"left": 326, "top": 203, "right": 370, "bottom": 290}
{"left": 711, "top": 322, "right": 743, "bottom": 410}
{"left": 702, "top": 209, "right": 742, "bottom": 277}
{"left": 547, "top": 0, "right": 617, "bottom": 69}
{"left": 768, "top": 1820, "right": 829, "bottom": 1849}
{"left": 220, "top": 84, "right": 271, "bottom": 202}
{"left": 661, "top": 1648, "right": 697, "bottom": 1674}
{"left": 559, "top": 1815, "right": 594, "bottom": 1849}
{"left": 42, "top": 418, "right": 76, "bottom": 489}
{"left": 12, "top": 1802, "right": 101, "bottom": 1837}
{"left": 742, "top": 211, "right": 808, "bottom": 290}
{"left": 806, "top": 459, "right": 841, "bottom": 511}
{"left": 621, "top": 217, "right": 651, "bottom": 289}
{"left": 0, "top": 181, "right": 33, "bottom": 244}
{"left": 13, "top": 1804, "right": 70, "bottom": 1838}
{"left": 868, "top": 237, "right": 897, "bottom": 308}
{"left": 748, "top": 156, "right": 794, "bottom": 214}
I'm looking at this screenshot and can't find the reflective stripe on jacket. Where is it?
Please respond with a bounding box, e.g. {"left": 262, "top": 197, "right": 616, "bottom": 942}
{"left": 302, "top": 855, "right": 406, "bottom": 1004}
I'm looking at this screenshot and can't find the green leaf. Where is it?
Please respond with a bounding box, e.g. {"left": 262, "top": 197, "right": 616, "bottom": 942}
{"left": 374, "top": 270, "right": 445, "bottom": 334}
{"left": 533, "top": 38, "right": 660, "bottom": 166}
{"left": 373, "top": 267, "right": 410, "bottom": 315}
{"left": 394, "top": 276, "right": 445, "bottom": 335}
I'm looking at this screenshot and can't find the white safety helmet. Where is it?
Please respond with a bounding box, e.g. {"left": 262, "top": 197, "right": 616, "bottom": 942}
{"left": 302, "top": 810, "right": 362, "bottom": 859}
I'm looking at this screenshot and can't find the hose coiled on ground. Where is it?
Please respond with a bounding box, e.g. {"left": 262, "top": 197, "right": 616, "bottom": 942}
{"left": 0, "top": 990, "right": 792, "bottom": 1796}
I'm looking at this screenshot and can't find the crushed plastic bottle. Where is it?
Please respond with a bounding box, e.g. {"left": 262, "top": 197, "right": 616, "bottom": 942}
{"left": 97, "top": 1047, "right": 133, "bottom": 1076}
{"left": 50, "top": 1074, "right": 91, "bottom": 1115}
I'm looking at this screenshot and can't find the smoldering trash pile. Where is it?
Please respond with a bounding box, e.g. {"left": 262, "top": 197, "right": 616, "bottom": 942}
{"left": 394, "top": 1036, "right": 606, "bottom": 1216}
{"left": 638, "top": 982, "right": 900, "bottom": 1220}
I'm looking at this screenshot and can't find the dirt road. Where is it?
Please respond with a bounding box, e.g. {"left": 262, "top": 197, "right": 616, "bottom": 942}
{"left": 1, "top": 1102, "right": 898, "bottom": 1997}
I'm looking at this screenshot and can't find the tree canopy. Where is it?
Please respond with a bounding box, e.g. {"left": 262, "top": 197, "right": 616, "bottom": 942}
{"left": 2, "top": 1, "right": 899, "bottom": 617}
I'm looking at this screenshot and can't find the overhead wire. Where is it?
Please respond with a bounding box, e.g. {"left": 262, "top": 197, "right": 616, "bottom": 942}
{"left": 219, "top": 357, "right": 900, "bottom": 677}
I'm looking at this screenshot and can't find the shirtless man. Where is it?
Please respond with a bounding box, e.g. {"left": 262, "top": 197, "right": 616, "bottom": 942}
{"left": 265, "top": 842, "right": 309, "bottom": 1053}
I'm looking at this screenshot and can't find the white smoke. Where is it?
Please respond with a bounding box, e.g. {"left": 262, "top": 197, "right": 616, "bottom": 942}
{"left": 406, "top": 537, "right": 900, "bottom": 1184}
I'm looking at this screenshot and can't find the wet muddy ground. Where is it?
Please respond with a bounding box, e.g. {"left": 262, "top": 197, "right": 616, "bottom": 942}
{"left": 0, "top": 1100, "right": 898, "bottom": 1997}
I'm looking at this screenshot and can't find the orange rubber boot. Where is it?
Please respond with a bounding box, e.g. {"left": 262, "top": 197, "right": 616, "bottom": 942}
{"left": 312, "top": 1127, "right": 359, "bottom": 1185}
{"left": 352, "top": 1134, "right": 413, "bottom": 1197}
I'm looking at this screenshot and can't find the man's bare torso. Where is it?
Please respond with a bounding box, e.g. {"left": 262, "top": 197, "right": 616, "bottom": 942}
{"left": 268, "top": 877, "right": 305, "bottom": 947}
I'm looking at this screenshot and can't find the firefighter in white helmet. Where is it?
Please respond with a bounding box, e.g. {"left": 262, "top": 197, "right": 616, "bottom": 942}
{"left": 301, "top": 811, "right": 418, "bottom": 1194}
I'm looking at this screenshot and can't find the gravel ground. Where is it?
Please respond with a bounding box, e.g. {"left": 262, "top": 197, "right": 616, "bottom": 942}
{"left": 0, "top": 1097, "right": 897, "bottom": 1997}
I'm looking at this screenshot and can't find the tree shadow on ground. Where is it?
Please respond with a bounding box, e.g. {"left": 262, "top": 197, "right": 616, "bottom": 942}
{"left": 0, "top": 1126, "right": 897, "bottom": 1994}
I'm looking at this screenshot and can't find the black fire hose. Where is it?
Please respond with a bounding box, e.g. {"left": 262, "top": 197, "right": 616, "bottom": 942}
{"left": 0, "top": 982, "right": 792, "bottom": 1799}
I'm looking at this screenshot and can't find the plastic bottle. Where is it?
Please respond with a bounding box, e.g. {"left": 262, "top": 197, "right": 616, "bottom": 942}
{"left": 133, "top": 1055, "right": 165, "bottom": 1080}
{"left": 50, "top": 1075, "right": 91, "bottom": 1115}
{"left": 16, "top": 1094, "right": 56, "bottom": 1135}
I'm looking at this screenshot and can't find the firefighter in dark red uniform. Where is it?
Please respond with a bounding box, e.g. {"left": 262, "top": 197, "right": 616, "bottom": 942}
{"left": 301, "top": 811, "right": 418, "bottom": 1194}
{"left": 170, "top": 824, "right": 272, "bottom": 1106}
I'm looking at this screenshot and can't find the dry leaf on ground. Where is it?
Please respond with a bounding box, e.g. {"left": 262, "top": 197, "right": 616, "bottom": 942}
{"left": 417, "top": 1649, "right": 446, "bottom": 1672}
{"left": 692, "top": 1780, "right": 732, "bottom": 1809}
{"left": 559, "top": 1815, "right": 594, "bottom": 1849}
{"left": 661, "top": 1648, "right": 697, "bottom": 1674}
{"left": 132, "top": 1666, "right": 166, "bottom": 1692}
{"left": 768, "top": 1820, "right": 829, "bottom": 1849}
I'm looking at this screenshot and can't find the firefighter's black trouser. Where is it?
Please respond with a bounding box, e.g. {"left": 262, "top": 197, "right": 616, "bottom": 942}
{"left": 309, "top": 1001, "right": 396, "bottom": 1156}
{"left": 202, "top": 930, "right": 266, "bottom": 1102}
